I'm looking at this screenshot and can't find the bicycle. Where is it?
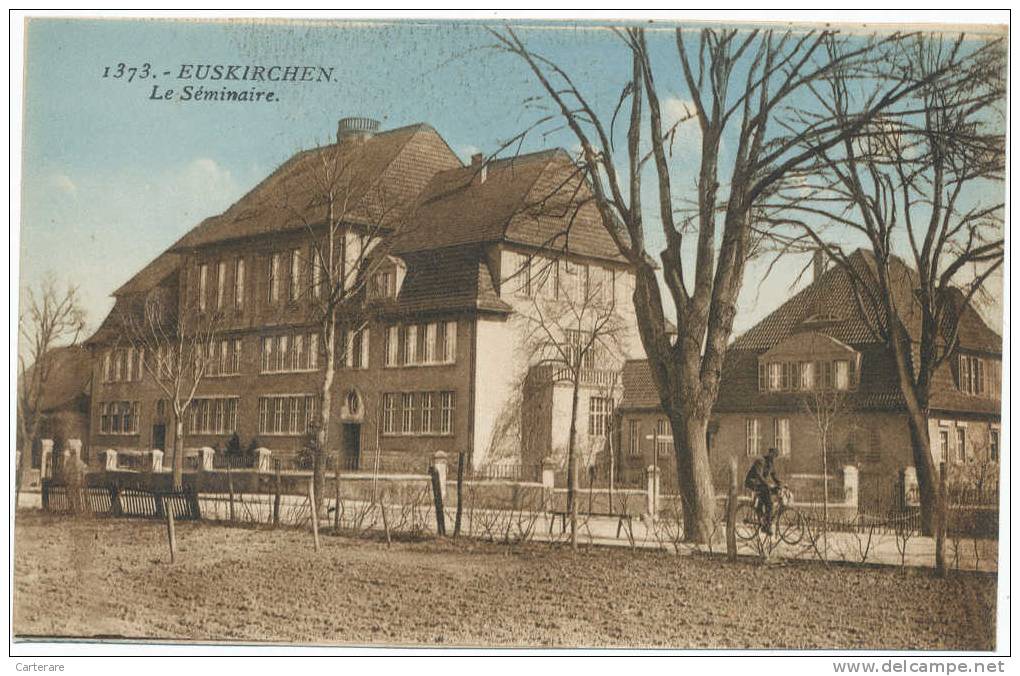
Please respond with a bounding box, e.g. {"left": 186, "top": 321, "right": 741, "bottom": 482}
{"left": 734, "top": 485, "right": 804, "bottom": 545}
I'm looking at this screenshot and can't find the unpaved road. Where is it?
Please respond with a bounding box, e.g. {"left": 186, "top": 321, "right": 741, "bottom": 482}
{"left": 13, "top": 512, "right": 996, "bottom": 649}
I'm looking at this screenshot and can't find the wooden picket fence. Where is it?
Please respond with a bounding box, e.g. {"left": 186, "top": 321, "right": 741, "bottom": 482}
{"left": 41, "top": 479, "right": 201, "bottom": 520}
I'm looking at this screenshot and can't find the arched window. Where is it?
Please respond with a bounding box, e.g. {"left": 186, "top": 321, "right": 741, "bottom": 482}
{"left": 346, "top": 390, "right": 360, "bottom": 416}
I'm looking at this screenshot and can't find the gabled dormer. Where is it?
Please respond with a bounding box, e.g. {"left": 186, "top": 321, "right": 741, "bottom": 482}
{"left": 367, "top": 255, "right": 407, "bottom": 301}
{"left": 757, "top": 331, "right": 860, "bottom": 392}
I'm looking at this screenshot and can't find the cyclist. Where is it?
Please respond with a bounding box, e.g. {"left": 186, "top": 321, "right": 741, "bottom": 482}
{"left": 744, "top": 447, "right": 783, "bottom": 534}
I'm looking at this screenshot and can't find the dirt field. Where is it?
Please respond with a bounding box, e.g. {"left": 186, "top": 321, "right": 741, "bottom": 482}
{"left": 13, "top": 511, "right": 997, "bottom": 649}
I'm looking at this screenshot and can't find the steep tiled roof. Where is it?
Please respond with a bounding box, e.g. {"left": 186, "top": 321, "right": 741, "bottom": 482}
{"left": 377, "top": 246, "right": 512, "bottom": 316}
{"left": 392, "top": 150, "right": 625, "bottom": 261}
{"left": 172, "top": 124, "right": 462, "bottom": 251}
{"left": 732, "top": 250, "right": 1001, "bottom": 355}
{"left": 113, "top": 251, "right": 181, "bottom": 297}
{"left": 20, "top": 345, "right": 92, "bottom": 411}
{"left": 619, "top": 359, "right": 662, "bottom": 411}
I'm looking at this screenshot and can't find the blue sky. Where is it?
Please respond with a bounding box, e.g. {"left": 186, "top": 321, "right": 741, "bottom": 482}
{"left": 19, "top": 17, "right": 1004, "bottom": 341}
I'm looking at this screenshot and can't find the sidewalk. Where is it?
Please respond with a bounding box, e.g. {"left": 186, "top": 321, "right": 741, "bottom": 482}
{"left": 17, "top": 490, "right": 997, "bottom": 573}
{"left": 526, "top": 512, "right": 998, "bottom": 573}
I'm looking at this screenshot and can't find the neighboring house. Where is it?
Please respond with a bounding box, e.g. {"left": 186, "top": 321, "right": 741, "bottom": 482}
{"left": 19, "top": 345, "right": 93, "bottom": 466}
{"left": 617, "top": 250, "right": 1002, "bottom": 500}
{"left": 84, "top": 118, "right": 642, "bottom": 474}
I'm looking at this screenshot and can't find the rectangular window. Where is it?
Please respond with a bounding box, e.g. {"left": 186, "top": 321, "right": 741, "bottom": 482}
{"left": 103, "top": 351, "right": 112, "bottom": 382}
{"left": 404, "top": 325, "right": 418, "bottom": 365}
{"left": 385, "top": 325, "right": 400, "bottom": 367}
{"left": 188, "top": 398, "right": 238, "bottom": 435}
{"left": 588, "top": 396, "right": 612, "bottom": 437}
{"left": 834, "top": 360, "right": 849, "bottom": 390}
{"left": 768, "top": 363, "right": 781, "bottom": 391}
{"left": 746, "top": 419, "right": 760, "bottom": 456}
{"left": 443, "top": 321, "right": 457, "bottom": 363}
{"left": 293, "top": 334, "right": 305, "bottom": 371}
{"left": 308, "top": 333, "right": 319, "bottom": 369}
{"left": 260, "top": 332, "right": 319, "bottom": 373}
{"left": 370, "top": 271, "right": 392, "bottom": 299}
{"left": 774, "top": 418, "right": 791, "bottom": 456}
{"left": 425, "top": 323, "right": 437, "bottom": 364}
{"left": 439, "top": 391, "right": 455, "bottom": 435}
{"left": 421, "top": 392, "right": 435, "bottom": 434}
{"left": 628, "top": 420, "right": 640, "bottom": 456}
{"left": 279, "top": 335, "right": 290, "bottom": 372}
{"left": 345, "top": 328, "right": 368, "bottom": 369}
{"left": 937, "top": 429, "right": 950, "bottom": 465}
{"left": 101, "top": 401, "right": 139, "bottom": 435}
{"left": 401, "top": 392, "right": 416, "bottom": 434}
{"left": 217, "top": 261, "right": 227, "bottom": 309}
{"left": 955, "top": 427, "right": 967, "bottom": 464}
{"left": 780, "top": 362, "right": 791, "bottom": 390}
{"left": 510, "top": 252, "right": 532, "bottom": 297}
{"left": 125, "top": 347, "right": 134, "bottom": 382}
{"left": 257, "top": 395, "right": 315, "bottom": 435}
{"left": 199, "top": 264, "right": 208, "bottom": 312}
{"left": 114, "top": 351, "right": 124, "bottom": 382}
{"left": 800, "top": 362, "right": 813, "bottom": 390}
{"left": 654, "top": 419, "right": 671, "bottom": 458}
{"left": 312, "top": 254, "right": 322, "bottom": 299}
{"left": 383, "top": 393, "right": 398, "bottom": 435}
{"left": 235, "top": 258, "right": 245, "bottom": 309}
{"left": 290, "top": 249, "right": 301, "bottom": 301}
{"left": 231, "top": 338, "right": 242, "bottom": 374}
{"left": 758, "top": 362, "right": 766, "bottom": 392}
{"left": 990, "top": 429, "right": 999, "bottom": 463}
{"left": 269, "top": 253, "right": 281, "bottom": 303}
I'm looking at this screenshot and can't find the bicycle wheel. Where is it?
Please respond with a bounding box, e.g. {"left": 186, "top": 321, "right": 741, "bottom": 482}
{"left": 733, "top": 502, "right": 758, "bottom": 541}
{"left": 776, "top": 508, "right": 804, "bottom": 545}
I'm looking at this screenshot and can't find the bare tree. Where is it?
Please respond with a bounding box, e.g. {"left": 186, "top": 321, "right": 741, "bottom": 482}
{"left": 281, "top": 137, "right": 411, "bottom": 509}
{"left": 16, "top": 275, "right": 87, "bottom": 507}
{"left": 517, "top": 256, "right": 626, "bottom": 549}
{"left": 775, "top": 33, "right": 1005, "bottom": 533}
{"left": 121, "top": 290, "right": 223, "bottom": 488}
{"left": 491, "top": 24, "right": 954, "bottom": 541}
{"left": 801, "top": 385, "right": 857, "bottom": 562}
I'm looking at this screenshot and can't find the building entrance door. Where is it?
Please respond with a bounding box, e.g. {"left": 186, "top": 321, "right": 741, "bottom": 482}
{"left": 342, "top": 423, "right": 361, "bottom": 471}
{"left": 152, "top": 424, "right": 167, "bottom": 452}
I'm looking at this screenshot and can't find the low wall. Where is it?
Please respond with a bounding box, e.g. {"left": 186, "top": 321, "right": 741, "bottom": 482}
{"left": 449, "top": 480, "right": 546, "bottom": 511}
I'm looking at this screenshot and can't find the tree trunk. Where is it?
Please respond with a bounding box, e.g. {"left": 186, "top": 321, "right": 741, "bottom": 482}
{"left": 905, "top": 407, "right": 939, "bottom": 536}
{"left": 315, "top": 323, "right": 336, "bottom": 515}
{"left": 821, "top": 438, "right": 829, "bottom": 563}
{"left": 172, "top": 416, "right": 185, "bottom": 490}
{"left": 14, "top": 440, "right": 30, "bottom": 511}
{"left": 672, "top": 413, "right": 717, "bottom": 544}
{"left": 567, "top": 376, "right": 581, "bottom": 551}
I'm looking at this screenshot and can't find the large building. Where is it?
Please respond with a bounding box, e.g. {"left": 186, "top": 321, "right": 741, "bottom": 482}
{"left": 84, "top": 118, "right": 643, "bottom": 474}
{"left": 617, "top": 251, "right": 1002, "bottom": 499}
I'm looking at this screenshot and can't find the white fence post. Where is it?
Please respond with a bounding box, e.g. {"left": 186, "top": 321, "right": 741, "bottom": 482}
{"left": 199, "top": 447, "right": 215, "bottom": 472}
{"left": 646, "top": 465, "right": 661, "bottom": 518}
{"left": 541, "top": 456, "right": 556, "bottom": 510}
{"left": 66, "top": 438, "right": 83, "bottom": 461}
{"left": 255, "top": 448, "right": 273, "bottom": 472}
{"left": 842, "top": 465, "right": 859, "bottom": 509}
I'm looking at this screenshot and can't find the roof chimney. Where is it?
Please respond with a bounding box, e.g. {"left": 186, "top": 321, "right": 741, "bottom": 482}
{"left": 471, "top": 153, "right": 487, "bottom": 184}
{"left": 337, "top": 116, "right": 380, "bottom": 144}
{"left": 813, "top": 249, "right": 827, "bottom": 283}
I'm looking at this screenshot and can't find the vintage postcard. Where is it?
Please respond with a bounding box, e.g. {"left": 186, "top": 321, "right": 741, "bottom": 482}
{"left": 11, "top": 11, "right": 1009, "bottom": 661}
